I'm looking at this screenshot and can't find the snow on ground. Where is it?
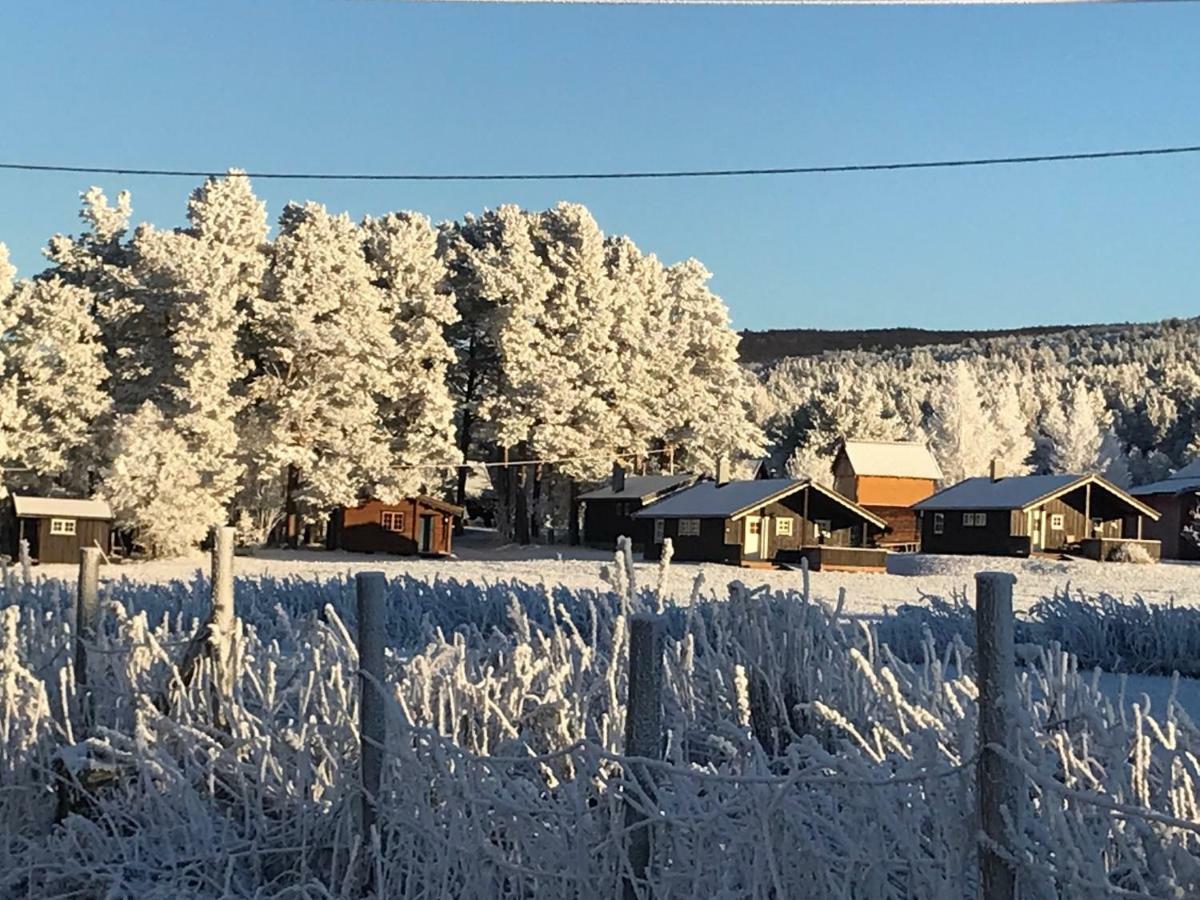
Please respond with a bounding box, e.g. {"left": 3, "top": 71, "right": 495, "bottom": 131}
{"left": 28, "top": 528, "right": 1200, "bottom": 618}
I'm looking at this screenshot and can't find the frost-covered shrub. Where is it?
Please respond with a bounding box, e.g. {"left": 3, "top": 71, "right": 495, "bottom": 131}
{"left": 4, "top": 563, "right": 1200, "bottom": 898}
{"left": 1107, "top": 541, "right": 1156, "bottom": 564}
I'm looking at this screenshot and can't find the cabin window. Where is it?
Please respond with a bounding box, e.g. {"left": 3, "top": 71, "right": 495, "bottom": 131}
{"left": 933, "top": 512, "right": 944, "bottom": 535}
{"left": 814, "top": 519, "right": 832, "bottom": 538}
{"left": 380, "top": 511, "right": 406, "bottom": 532}
{"left": 653, "top": 519, "right": 665, "bottom": 544}
{"left": 49, "top": 518, "right": 76, "bottom": 536}
{"left": 775, "top": 517, "right": 794, "bottom": 536}
{"left": 963, "top": 512, "right": 987, "bottom": 528}
{"left": 678, "top": 518, "right": 701, "bottom": 537}
{"left": 1050, "top": 513, "right": 1064, "bottom": 530}
{"left": 1090, "top": 518, "right": 1104, "bottom": 536}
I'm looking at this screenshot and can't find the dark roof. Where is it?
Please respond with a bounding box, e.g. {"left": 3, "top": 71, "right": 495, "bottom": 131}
{"left": 577, "top": 474, "right": 697, "bottom": 502}
{"left": 1131, "top": 460, "right": 1200, "bottom": 497}
{"left": 914, "top": 473, "right": 1159, "bottom": 518}
{"left": 633, "top": 478, "right": 888, "bottom": 528}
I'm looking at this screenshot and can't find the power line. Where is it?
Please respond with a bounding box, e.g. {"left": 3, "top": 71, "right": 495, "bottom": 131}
{"left": 1, "top": 144, "right": 1198, "bottom": 183}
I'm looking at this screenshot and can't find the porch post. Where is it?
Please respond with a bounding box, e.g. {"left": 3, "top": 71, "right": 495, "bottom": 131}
{"left": 1084, "top": 482, "right": 1092, "bottom": 534}
{"left": 1137, "top": 515, "right": 1143, "bottom": 540}
{"left": 802, "top": 486, "right": 811, "bottom": 547}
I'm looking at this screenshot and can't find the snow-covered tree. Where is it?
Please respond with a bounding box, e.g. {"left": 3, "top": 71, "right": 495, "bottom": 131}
{"left": 785, "top": 442, "right": 834, "bottom": 486}
{"left": 99, "top": 403, "right": 215, "bottom": 557}
{"left": 0, "top": 276, "right": 109, "bottom": 491}
{"left": 927, "top": 361, "right": 997, "bottom": 484}
{"left": 1040, "top": 382, "right": 1105, "bottom": 474}
{"left": 0, "top": 245, "right": 19, "bottom": 484}
{"left": 243, "top": 202, "right": 397, "bottom": 540}
{"left": 126, "top": 171, "right": 268, "bottom": 527}
{"left": 362, "top": 211, "right": 460, "bottom": 498}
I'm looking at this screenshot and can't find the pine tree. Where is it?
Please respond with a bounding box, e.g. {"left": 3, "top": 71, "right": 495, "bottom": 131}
{"left": 928, "top": 361, "right": 996, "bottom": 484}
{"left": 1041, "top": 382, "right": 1104, "bottom": 474}
{"left": 244, "top": 202, "right": 397, "bottom": 540}
{"left": 0, "top": 276, "right": 109, "bottom": 492}
{"left": 100, "top": 403, "right": 215, "bottom": 557}
{"left": 362, "top": 211, "right": 460, "bottom": 499}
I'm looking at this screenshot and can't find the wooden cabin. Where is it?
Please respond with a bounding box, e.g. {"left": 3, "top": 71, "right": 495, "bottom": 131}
{"left": 326, "top": 496, "right": 464, "bottom": 557}
{"left": 577, "top": 466, "right": 696, "bottom": 549}
{"left": 1130, "top": 460, "right": 1200, "bottom": 560}
{"left": 633, "top": 477, "right": 888, "bottom": 571}
{"left": 831, "top": 439, "right": 942, "bottom": 551}
{"left": 913, "top": 473, "right": 1160, "bottom": 560}
{"left": 3, "top": 495, "right": 114, "bottom": 564}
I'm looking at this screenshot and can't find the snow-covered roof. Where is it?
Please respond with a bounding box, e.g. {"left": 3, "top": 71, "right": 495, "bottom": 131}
{"left": 1130, "top": 459, "right": 1200, "bottom": 497}
{"left": 633, "top": 478, "right": 887, "bottom": 528}
{"left": 838, "top": 440, "right": 943, "bottom": 480}
{"left": 578, "top": 474, "right": 696, "bottom": 502}
{"left": 914, "top": 474, "right": 1158, "bottom": 518}
{"left": 12, "top": 495, "right": 113, "bottom": 520}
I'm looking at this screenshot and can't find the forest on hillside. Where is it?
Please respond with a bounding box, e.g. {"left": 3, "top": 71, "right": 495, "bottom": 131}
{"left": 757, "top": 319, "right": 1200, "bottom": 488}
{"left": 0, "top": 173, "right": 761, "bottom": 555}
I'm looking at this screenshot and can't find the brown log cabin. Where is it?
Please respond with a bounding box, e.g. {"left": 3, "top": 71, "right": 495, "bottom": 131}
{"left": 1130, "top": 459, "right": 1200, "bottom": 560}
{"left": 3, "top": 495, "right": 114, "bottom": 565}
{"left": 326, "top": 496, "right": 465, "bottom": 557}
{"left": 913, "top": 472, "right": 1161, "bottom": 561}
{"left": 831, "top": 439, "right": 942, "bottom": 550}
{"left": 633, "top": 476, "right": 889, "bottom": 571}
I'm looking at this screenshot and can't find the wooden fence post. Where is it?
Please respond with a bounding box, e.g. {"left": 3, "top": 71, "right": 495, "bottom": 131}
{"left": 211, "top": 526, "right": 236, "bottom": 693}
{"left": 75, "top": 547, "right": 102, "bottom": 728}
{"left": 975, "top": 571, "right": 1020, "bottom": 900}
{"left": 357, "top": 572, "right": 387, "bottom": 858}
{"left": 624, "top": 613, "right": 664, "bottom": 900}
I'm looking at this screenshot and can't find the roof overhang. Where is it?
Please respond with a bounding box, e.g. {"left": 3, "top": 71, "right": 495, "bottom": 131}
{"left": 728, "top": 480, "right": 889, "bottom": 530}
{"left": 1018, "top": 474, "right": 1160, "bottom": 520}
{"left": 12, "top": 495, "right": 114, "bottom": 520}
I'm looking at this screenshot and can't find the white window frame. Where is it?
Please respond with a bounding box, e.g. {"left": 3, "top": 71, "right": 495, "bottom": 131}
{"left": 976, "top": 512, "right": 987, "bottom": 527}
{"left": 678, "top": 518, "right": 701, "bottom": 537}
{"left": 653, "top": 519, "right": 665, "bottom": 544}
{"left": 380, "top": 510, "right": 406, "bottom": 532}
{"left": 933, "top": 512, "right": 944, "bottom": 535}
{"left": 1050, "top": 513, "right": 1064, "bottom": 530}
{"left": 775, "top": 517, "right": 794, "bottom": 537}
{"left": 49, "top": 518, "right": 76, "bottom": 536}
{"left": 962, "top": 512, "right": 988, "bottom": 528}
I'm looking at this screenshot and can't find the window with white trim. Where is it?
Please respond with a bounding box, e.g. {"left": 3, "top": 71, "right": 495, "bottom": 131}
{"left": 1050, "top": 513, "right": 1064, "bottom": 530}
{"left": 50, "top": 518, "right": 76, "bottom": 536}
{"left": 933, "top": 512, "right": 944, "bottom": 535}
{"left": 962, "top": 512, "right": 988, "bottom": 528}
{"left": 678, "top": 518, "right": 701, "bottom": 537}
{"left": 775, "top": 517, "right": 794, "bottom": 536}
{"left": 653, "top": 519, "right": 665, "bottom": 544}
{"left": 380, "top": 510, "right": 406, "bottom": 532}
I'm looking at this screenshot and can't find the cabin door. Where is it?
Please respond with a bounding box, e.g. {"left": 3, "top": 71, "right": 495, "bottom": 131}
{"left": 1029, "top": 510, "right": 1044, "bottom": 552}
{"left": 744, "top": 517, "right": 762, "bottom": 557}
{"left": 418, "top": 515, "right": 435, "bottom": 553}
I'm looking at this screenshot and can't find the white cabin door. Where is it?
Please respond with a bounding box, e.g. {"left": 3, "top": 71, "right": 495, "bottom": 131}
{"left": 744, "top": 517, "right": 761, "bottom": 556}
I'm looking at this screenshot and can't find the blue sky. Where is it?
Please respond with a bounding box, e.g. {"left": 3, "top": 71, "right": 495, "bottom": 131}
{"left": 1, "top": 2, "right": 1197, "bottom": 331}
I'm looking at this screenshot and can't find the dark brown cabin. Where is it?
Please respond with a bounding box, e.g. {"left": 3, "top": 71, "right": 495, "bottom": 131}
{"left": 633, "top": 477, "right": 889, "bottom": 571}
{"left": 326, "top": 496, "right": 464, "bottom": 557}
{"left": 1130, "top": 460, "right": 1200, "bottom": 560}
{"left": 577, "top": 466, "right": 697, "bottom": 550}
{"left": 3, "top": 495, "right": 114, "bottom": 565}
{"left": 914, "top": 473, "right": 1161, "bottom": 561}
{"left": 831, "top": 439, "right": 943, "bottom": 551}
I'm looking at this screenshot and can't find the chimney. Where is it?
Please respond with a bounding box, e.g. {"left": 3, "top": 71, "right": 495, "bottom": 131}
{"left": 715, "top": 456, "right": 731, "bottom": 486}
{"left": 612, "top": 462, "right": 626, "bottom": 494}
{"left": 990, "top": 459, "right": 1003, "bottom": 482}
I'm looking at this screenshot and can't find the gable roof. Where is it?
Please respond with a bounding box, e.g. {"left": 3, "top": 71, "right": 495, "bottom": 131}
{"left": 417, "top": 495, "right": 466, "bottom": 517}
{"left": 837, "top": 439, "right": 943, "bottom": 480}
{"left": 578, "top": 473, "right": 697, "bottom": 502}
{"left": 1131, "top": 459, "right": 1200, "bottom": 497}
{"left": 914, "top": 473, "right": 1159, "bottom": 519}
{"left": 12, "top": 495, "right": 113, "bottom": 520}
{"left": 633, "top": 478, "right": 887, "bottom": 529}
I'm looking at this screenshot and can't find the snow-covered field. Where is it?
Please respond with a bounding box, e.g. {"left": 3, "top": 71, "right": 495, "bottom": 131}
{"left": 7, "top": 540, "right": 1200, "bottom": 897}
{"left": 31, "top": 532, "right": 1200, "bottom": 618}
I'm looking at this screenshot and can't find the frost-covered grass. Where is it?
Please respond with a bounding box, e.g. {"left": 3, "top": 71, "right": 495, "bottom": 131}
{"left": 5, "top": 556, "right": 1200, "bottom": 897}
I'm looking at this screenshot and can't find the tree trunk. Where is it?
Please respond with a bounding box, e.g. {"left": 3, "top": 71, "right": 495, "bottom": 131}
{"left": 530, "top": 463, "right": 543, "bottom": 540}
{"left": 515, "top": 461, "right": 531, "bottom": 545}
{"left": 284, "top": 464, "right": 300, "bottom": 548}
{"left": 454, "top": 409, "right": 475, "bottom": 536}
{"left": 568, "top": 480, "right": 581, "bottom": 546}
